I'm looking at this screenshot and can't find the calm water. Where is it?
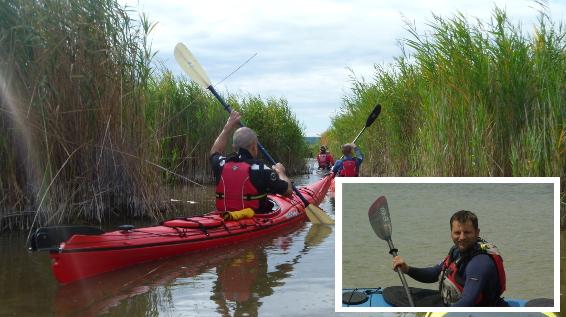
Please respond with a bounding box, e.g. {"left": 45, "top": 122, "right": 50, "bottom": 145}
{"left": 0, "top": 166, "right": 341, "bottom": 317}
{"left": 342, "top": 183, "right": 556, "bottom": 303}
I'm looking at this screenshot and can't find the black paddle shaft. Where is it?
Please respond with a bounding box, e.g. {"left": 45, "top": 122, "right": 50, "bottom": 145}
{"left": 387, "top": 239, "right": 415, "bottom": 307}
{"left": 208, "top": 85, "right": 311, "bottom": 207}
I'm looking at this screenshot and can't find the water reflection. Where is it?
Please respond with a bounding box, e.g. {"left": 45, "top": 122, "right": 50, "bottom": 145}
{"left": 53, "top": 223, "right": 332, "bottom": 316}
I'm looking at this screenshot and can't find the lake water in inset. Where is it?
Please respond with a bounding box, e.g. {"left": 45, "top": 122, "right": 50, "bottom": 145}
{"left": 341, "top": 182, "right": 555, "bottom": 303}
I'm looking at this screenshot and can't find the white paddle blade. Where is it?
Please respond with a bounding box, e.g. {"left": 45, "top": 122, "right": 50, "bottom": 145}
{"left": 368, "top": 196, "right": 392, "bottom": 240}
{"left": 174, "top": 42, "right": 212, "bottom": 88}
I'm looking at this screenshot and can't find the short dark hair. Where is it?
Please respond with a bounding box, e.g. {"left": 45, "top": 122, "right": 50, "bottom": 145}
{"left": 450, "top": 210, "right": 479, "bottom": 230}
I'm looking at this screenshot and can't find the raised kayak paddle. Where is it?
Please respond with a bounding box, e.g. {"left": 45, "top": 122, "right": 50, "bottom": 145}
{"left": 335, "top": 103, "right": 381, "bottom": 165}
{"left": 174, "top": 42, "right": 333, "bottom": 225}
{"left": 352, "top": 104, "right": 381, "bottom": 144}
{"left": 368, "top": 196, "right": 415, "bottom": 307}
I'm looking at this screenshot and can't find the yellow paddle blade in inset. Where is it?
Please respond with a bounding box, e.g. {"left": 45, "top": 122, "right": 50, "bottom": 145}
{"left": 305, "top": 204, "right": 334, "bottom": 225}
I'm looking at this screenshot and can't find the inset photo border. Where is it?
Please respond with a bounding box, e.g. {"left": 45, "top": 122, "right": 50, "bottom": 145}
{"left": 334, "top": 177, "right": 560, "bottom": 313}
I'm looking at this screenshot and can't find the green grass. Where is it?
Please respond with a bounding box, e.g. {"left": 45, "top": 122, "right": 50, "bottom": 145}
{"left": 326, "top": 6, "right": 565, "bottom": 219}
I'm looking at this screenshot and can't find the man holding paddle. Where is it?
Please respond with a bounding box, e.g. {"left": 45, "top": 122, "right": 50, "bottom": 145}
{"left": 332, "top": 143, "right": 363, "bottom": 177}
{"left": 210, "top": 111, "right": 293, "bottom": 213}
{"left": 392, "top": 210, "right": 507, "bottom": 307}
{"left": 175, "top": 42, "right": 334, "bottom": 224}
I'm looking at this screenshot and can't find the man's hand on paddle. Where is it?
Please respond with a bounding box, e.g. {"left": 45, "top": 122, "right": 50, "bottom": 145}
{"left": 392, "top": 256, "right": 409, "bottom": 273}
{"left": 272, "top": 163, "right": 293, "bottom": 197}
{"left": 210, "top": 111, "right": 241, "bottom": 156}
{"left": 224, "top": 111, "right": 241, "bottom": 131}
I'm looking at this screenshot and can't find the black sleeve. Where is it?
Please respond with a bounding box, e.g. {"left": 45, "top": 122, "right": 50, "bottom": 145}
{"left": 251, "top": 164, "right": 289, "bottom": 195}
{"left": 210, "top": 152, "right": 224, "bottom": 184}
{"left": 407, "top": 263, "right": 442, "bottom": 283}
{"left": 452, "top": 254, "right": 494, "bottom": 307}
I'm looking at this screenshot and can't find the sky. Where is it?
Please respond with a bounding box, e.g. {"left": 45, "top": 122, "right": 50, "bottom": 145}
{"left": 119, "top": 0, "right": 565, "bottom": 136}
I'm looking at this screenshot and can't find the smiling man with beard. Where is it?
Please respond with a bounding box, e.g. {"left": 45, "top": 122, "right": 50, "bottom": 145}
{"left": 392, "top": 210, "right": 507, "bottom": 307}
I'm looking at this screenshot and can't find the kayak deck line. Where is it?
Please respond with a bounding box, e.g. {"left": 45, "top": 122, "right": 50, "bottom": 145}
{"left": 54, "top": 198, "right": 308, "bottom": 253}
{"left": 56, "top": 215, "right": 305, "bottom": 253}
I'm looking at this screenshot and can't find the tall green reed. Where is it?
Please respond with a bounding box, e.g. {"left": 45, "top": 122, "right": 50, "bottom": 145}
{"left": 0, "top": 0, "right": 309, "bottom": 230}
{"left": 1, "top": 0, "right": 160, "bottom": 228}
{"left": 327, "top": 6, "right": 564, "bottom": 219}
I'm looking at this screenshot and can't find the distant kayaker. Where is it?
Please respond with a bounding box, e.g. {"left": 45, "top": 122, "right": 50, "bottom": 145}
{"left": 332, "top": 143, "right": 363, "bottom": 177}
{"left": 392, "top": 210, "right": 507, "bottom": 307}
{"left": 316, "top": 146, "right": 334, "bottom": 170}
{"left": 210, "top": 111, "right": 293, "bottom": 213}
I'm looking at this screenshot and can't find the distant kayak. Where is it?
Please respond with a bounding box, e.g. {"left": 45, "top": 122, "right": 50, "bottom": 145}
{"left": 342, "top": 287, "right": 553, "bottom": 307}
{"left": 30, "top": 175, "right": 333, "bottom": 284}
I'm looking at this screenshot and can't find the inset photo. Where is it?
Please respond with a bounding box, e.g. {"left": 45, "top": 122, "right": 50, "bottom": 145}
{"left": 335, "top": 177, "right": 560, "bottom": 313}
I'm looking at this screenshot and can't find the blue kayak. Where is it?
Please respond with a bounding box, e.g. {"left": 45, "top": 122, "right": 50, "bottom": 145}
{"left": 342, "top": 288, "right": 530, "bottom": 307}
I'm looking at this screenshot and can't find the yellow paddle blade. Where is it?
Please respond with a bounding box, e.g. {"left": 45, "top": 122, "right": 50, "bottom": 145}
{"left": 174, "top": 42, "right": 212, "bottom": 88}
{"left": 305, "top": 204, "right": 334, "bottom": 225}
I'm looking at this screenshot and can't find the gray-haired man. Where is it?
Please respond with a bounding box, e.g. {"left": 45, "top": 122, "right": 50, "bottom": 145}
{"left": 210, "top": 111, "right": 292, "bottom": 213}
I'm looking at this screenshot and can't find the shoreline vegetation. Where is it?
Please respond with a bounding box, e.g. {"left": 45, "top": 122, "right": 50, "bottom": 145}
{"left": 0, "top": 0, "right": 308, "bottom": 230}
{"left": 323, "top": 6, "right": 564, "bottom": 228}
{"left": 1, "top": 1, "right": 563, "bottom": 230}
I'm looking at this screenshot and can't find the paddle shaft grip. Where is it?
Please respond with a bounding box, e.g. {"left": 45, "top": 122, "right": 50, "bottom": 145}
{"left": 387, "top": 239, "right": 416, "bottom": 307}
{"left": 207, "top": 85, "right": 311, "bottom": 207}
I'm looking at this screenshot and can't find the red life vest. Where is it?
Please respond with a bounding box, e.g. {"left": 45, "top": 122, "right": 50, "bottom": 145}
{"left": 317, "top": 153, "right": 330, "bottom": 168}
{"left": 439, "top": 240, "right": 506, "bottom": 306}
{"left": 215, "top": 160, "right": 267, "bottom": 211}
{"left": 339, "top": 159, "right": 358, "bottom": 177}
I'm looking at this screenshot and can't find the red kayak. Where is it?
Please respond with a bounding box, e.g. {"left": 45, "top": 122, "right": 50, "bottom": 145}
{"left": 29, "top": 175, "right": 332, "bottom": 284}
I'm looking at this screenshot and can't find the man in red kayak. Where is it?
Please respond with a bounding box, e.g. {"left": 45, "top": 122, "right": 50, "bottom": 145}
{"left": 316, "top": 146, "right": 334, "bottom": 170}
{"left": 210, "top": 111, "right": 293, "bottom": 213}
{"left": 332, "top": 143, "right": 363, "bottom": 177}
{"left": 392, "top": 210, "right": 507, "bottom": 307}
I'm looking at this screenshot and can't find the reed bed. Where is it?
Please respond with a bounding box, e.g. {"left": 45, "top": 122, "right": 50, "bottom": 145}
{"left": 326, "top": 7, "right": 565, "bottom": 221}
{"left": 0, "top": 0, "right": 162, "bottom": 229}
{"left": 0, "top": 0, "right": 308, "bottom": 230}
